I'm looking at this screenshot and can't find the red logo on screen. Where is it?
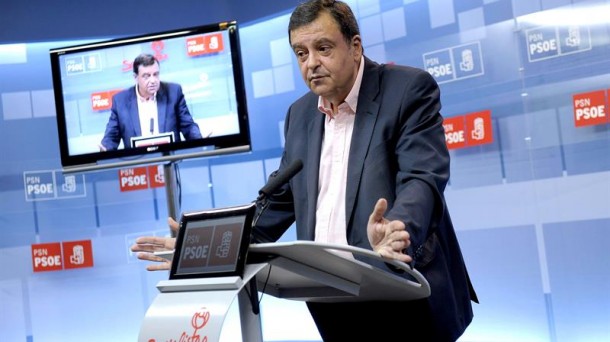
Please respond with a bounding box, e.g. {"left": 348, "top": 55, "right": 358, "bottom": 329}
{"left": 151, "top": 40, "right": 168, "bottom": 62}
{"left": 91, "top": 89, "right": 121, "bottom": 111}
{"left": 91, "top": 91, "right": 112, "bottom": 111}
{"left": 122, "top": 40, "right": 168, "bottom": 72}
{"left": 573, "top": 90, "right": 608, "bottom": 127}
{"left": 122, "top": 60, "right": 132, "bottom": 72}
{"left": 32, "top": 242, "right": 63, "bottom": 272}
{"left": 465, "top": 110, "right": 493, "bottom": 147}
{"left": 186, "top": 33, "right": 224, "bottom": 57}
{"left": 62, "top": 240, "right": 94, "bottom": 270}
{"left": 443, "top": 116, "right": 467, "bottom": 149}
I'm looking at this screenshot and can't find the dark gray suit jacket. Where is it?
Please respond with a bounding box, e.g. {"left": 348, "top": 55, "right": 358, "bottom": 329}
{"left": 254, "top": 57, "right": 477, "bottom": 340}
{"left": 100, "top": 82, "right": 201, "bottom": 150}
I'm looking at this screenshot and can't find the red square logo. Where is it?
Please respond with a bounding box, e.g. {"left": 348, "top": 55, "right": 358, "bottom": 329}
{"left": 91, "top": 89, "right": 122, "bottom": 111}
{"left": 62, "top": 240, "right": 94, "bottom": 270}
{"left": 148, "top": 165, "right": 165, "bottom": 188}
{"left": 119, "top": 167, "right": 149, "bottom": 192}
{"left": 443, "top": 116, "right": 467, "bottom": 149}
{"left": 573, "top": 91, "right": 607, "bottom": 127}
{"left": 186, "top": 33, "right": 224, "bottom": 57}
{"left": 91, "top": 91, "right": 112, "bottom": 111}
{"left": 32, "top": 242, "right": 63, "bottom": 272}
{"left": 465, "top": 110, "right": 493, "bottom": 147}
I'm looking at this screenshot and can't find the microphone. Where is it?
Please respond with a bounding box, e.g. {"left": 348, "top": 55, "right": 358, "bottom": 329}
{"left": 149, "top": 118, "right": 154, "bottom": 135}
{"left": 251, "top": 159, "right": 303, "bottom": 242}
{"left": 257, "top": 159, "right": 303, "bottom": 201}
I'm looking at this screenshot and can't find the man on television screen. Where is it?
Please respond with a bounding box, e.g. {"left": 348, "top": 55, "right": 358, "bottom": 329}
{"left": 99, "top": 53, "right": 202, "bottom": 151}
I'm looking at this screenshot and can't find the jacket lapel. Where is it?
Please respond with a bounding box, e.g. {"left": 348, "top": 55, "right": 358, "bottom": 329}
{"left": 345, "top": 57, "right": 381, "bottom": 231}
{"left": 306, "top": 108, "right": 324, "bottom": 241}
{"left": 157, "top": 83, "right": 167, "bottom": 134}
{"left": 128, "top": 88, "right": 141, "bottom": 137}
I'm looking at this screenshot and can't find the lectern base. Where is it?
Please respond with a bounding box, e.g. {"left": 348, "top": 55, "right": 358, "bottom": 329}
{"left": 138, "top": 263, "right": 267, "bottom": 342}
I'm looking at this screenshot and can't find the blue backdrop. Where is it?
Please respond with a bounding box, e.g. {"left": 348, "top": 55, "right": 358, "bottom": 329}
{"left": 1, "top": 0, "right": 609, "bottom": 341}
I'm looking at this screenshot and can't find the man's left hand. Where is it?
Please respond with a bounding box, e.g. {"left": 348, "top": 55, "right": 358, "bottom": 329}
{"left": 367, "top": 198, "right": 412, "bottom": 263}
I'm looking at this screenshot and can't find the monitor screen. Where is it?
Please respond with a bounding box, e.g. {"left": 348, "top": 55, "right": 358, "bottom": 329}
{"left": 170, "top": 202, "right": 255, "bottom": 280}
{"left": 49, "top": 21, "right": 251, "bottom": 170}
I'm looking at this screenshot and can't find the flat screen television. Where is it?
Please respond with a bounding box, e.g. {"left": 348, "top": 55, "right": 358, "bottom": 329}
{"left": 49, "top": 21, "right": 251, "bottom": 171}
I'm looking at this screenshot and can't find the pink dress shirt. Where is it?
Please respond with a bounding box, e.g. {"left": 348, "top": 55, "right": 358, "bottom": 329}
{"left": 314, "top": 57, "right": 365, "bottom": 247}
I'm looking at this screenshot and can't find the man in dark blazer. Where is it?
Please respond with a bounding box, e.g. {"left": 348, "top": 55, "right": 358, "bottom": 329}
{"left": 132, "top": 1, "right": 477, "bottom": 340}
{"left": 100, "top": 54, "right": 202, "bottom": 151}
{"left": 250, "top": 1, "right": 478, "bottom": 341}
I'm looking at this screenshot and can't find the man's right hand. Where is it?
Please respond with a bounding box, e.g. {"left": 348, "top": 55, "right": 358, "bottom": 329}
{"left": 130, "top": 217, "right": 179, "bottom": 271}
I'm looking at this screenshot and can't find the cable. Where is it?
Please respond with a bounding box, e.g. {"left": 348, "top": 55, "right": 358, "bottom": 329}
{"left": 174, "top": 161, "right": 182, "bottom": 208}
{"left": 258, "top": 264, "right": 272, "bottom": 305}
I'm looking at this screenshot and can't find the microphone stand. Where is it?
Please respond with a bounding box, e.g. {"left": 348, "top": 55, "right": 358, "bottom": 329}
{"left": 244, "top": 196, "right": 269, "bottom": 316}
{"left": 244, "top": 159, "right": 303, "bottom": 314}
{"left": 251, "top": 196, "right": 269, "bottom": 231}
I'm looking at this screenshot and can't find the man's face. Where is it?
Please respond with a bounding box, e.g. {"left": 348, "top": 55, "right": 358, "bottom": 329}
{"left": 290, "top": 12, "right": 362, "bottom": 106}
{"left": 135, "top": 61, "right": 160, "bottom": 98}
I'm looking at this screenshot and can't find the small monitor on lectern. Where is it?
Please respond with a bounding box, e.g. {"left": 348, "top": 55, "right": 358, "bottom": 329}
{"left": 169, "top": 202, "right": 255, "bottom": 280}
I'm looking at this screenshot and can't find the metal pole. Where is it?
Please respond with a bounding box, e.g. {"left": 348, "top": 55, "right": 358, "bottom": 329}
{"left": 163, "top": 161, "right": 180, "bottom": 237}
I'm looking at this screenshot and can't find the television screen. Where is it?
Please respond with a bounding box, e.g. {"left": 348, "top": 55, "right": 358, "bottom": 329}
{"left": 50, "top": 21, "right": 251, "bottom": 170}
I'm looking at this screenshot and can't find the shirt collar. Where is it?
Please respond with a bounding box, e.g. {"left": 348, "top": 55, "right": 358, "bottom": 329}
{"left": 317, "top": 57, "right": 364, "bottom": 118}
{"left": 135, "top": 85, "right": 156, "bottom": 102}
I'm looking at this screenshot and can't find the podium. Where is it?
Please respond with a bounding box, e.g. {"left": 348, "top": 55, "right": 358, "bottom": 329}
{"left": 138, "top": 241, "right": 430, "bottom": 342}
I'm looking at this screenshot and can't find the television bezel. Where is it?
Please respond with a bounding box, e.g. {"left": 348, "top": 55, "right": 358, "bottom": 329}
{"left": 49, "top": 21, "right": 251, "bottom": 172}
